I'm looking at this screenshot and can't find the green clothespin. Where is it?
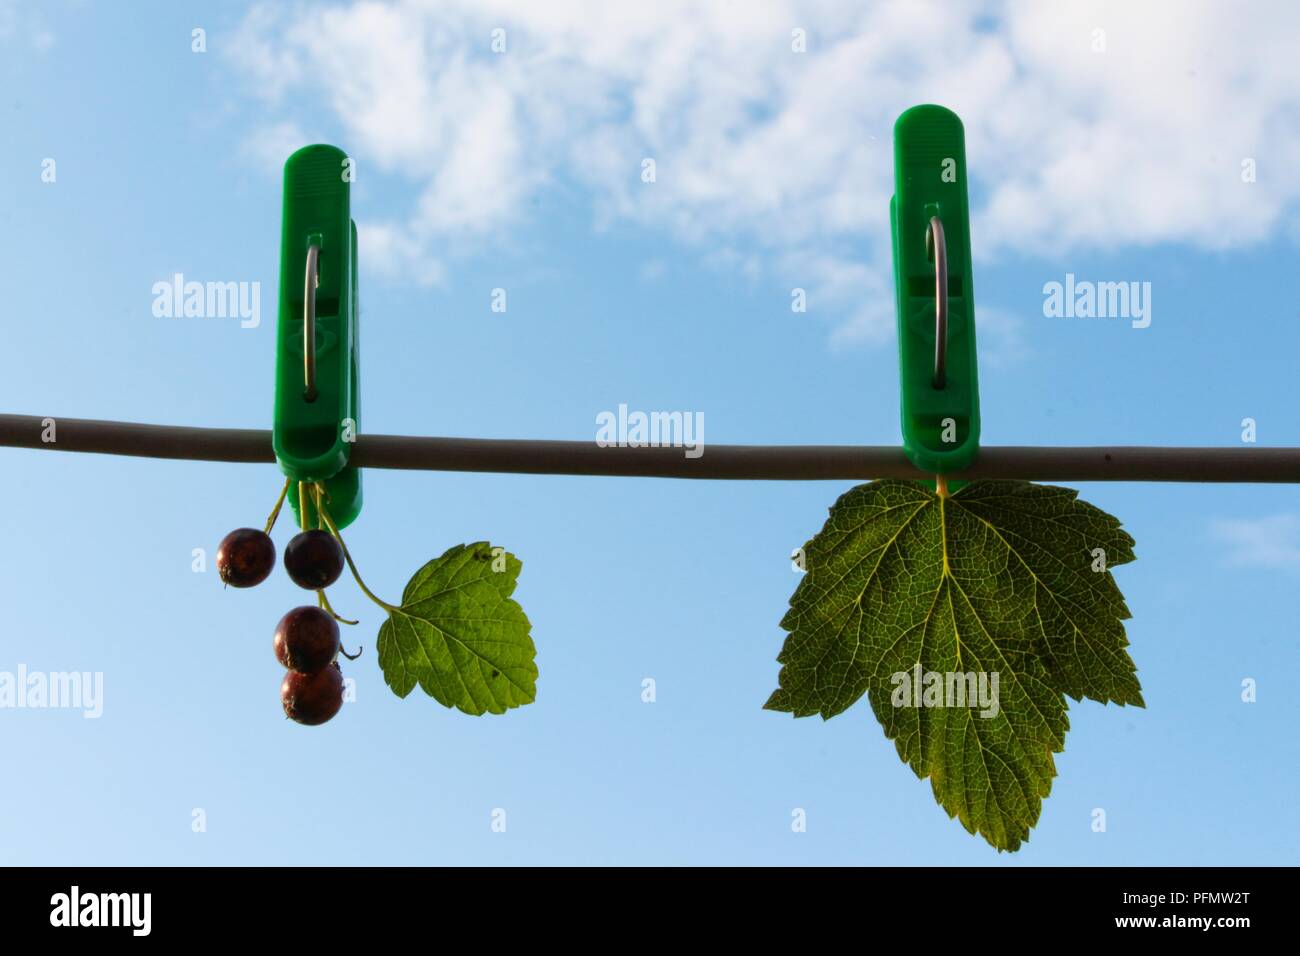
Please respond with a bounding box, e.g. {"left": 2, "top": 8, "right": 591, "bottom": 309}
{"left": 272, "top": 145, "right": 362, "bottom": 529}
{"left": 890, "top": 105, "right": 980, "bottom": 482}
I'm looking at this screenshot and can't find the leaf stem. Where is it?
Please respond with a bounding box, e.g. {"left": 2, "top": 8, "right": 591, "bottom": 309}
{"left": 935, "top": 474, "right": 949, "bottom": 498}
{"left": 264, "top": 477, "right": 291, "bottom": 534}
{"left": 314, "top": 481, "right": 402, "bottom": 614}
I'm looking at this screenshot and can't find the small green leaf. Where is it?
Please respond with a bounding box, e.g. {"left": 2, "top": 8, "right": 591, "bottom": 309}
{"left": 766, "top": 479, "right": 1140, "bottom": 851}
{"left": 377, "top": 542, "right": 537, "bottom": 716}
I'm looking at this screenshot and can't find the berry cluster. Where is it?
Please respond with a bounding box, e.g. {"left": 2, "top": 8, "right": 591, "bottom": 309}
{"left": 217, "top": 515, "right": 351, "bottom": 726}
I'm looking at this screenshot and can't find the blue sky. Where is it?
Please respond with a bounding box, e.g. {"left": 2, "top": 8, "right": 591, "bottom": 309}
{"left": 1, "top": 0, "right": 1297, "bottom": 865}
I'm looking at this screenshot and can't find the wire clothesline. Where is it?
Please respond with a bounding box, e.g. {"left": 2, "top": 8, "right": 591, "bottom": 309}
{"left": 2, "top": 414, "right": 1297, "bottom": 482}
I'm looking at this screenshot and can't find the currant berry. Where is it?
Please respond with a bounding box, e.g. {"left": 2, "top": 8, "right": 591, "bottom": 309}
{"left": 284, "top": 530, "right": 344, "bottom": 590}
{"left": 216, "top": 528, "right": 275, "bottom": 588}
{"left": 280, "top": 663, "right": 344, "bottom": 725}
{"left": 273, "top": 606, "right": 340, "bottom": 673}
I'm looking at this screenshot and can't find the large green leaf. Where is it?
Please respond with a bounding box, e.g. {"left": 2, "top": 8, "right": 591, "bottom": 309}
{"left": 766, "top": 479, "right": 1140, "bottom": 851}
{"left": 377, "top": 542, "right": 537, "bottom": 716}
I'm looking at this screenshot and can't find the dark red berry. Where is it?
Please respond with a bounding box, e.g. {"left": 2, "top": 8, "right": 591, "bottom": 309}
{"left": 216, "top": 528, "right": 275, "bottom": 588}
{"left": 274, "top": 606, "right": 340, "bottom": 673}
{"left": 281, "top": 664, "right": 344, "bottom": 725}
{"left": 284, "top": 530, "right": 344, "bottom": 590}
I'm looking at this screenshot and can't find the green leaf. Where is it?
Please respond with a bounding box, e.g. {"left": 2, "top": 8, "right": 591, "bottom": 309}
{"left": 377, "top": 542, "right": 537, "bottom": 716}
{"left": 766, "top": 479, "right": 1141, "bottom": 851}
{"left": 953, "top": 481, "right": 1142, "bottom": 706}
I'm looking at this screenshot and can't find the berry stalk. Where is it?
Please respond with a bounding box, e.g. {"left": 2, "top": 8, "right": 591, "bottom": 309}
{"left": 264, "top": 477, "right": 291, "bottom": 534}
{"left": 313, "top": 482, "right": 401, "bottom": 614}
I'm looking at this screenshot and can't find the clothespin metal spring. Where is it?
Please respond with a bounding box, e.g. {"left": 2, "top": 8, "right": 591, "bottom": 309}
{"left": 925, "top": 216, "right": 948, "bottom": 390}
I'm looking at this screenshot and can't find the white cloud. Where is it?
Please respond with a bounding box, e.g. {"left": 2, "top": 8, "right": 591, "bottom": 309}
{"left": 240, "top": 120, "right": 309, "bottom": 172}
{"left": 971, "top": 305, "right": 1029, "bottom": 369}
{"left": 639, "top": 259, "right": 667, "bottom": 281}
{"left": 1211, "top": 514, "right": 1300, "bottom": 572}
{"left": 356, "top": 220, "right": 445, "bottom": 286}
{"left": 226, "top": 0, "right": 1300, "bottom": 343}
{"left": 0, "top": 0, "right": 53, "bottom": 50}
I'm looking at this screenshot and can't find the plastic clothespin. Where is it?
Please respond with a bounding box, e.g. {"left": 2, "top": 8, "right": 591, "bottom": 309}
{"left": 890, "top": 105, "right": 980, "bottom": 481}
{"left": 272, "top": 145, "right": 362, "bottom": 530}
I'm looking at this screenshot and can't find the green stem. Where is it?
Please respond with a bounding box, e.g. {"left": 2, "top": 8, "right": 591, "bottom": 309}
{"left": 298, "top": 481, "right": 309, "bottom": 531}
{"left": 314, "top": 482, "right": 402, "bottom": 614}
{"left": 264, "top": 477, "right": 291, "bottom": 534}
